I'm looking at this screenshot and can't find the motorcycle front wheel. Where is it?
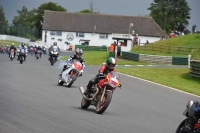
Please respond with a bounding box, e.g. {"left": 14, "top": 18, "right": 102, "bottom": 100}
{"left": 66, "top": 74, "right": 76, "bottom": 87}
{"left": 20, "top": 56, "right": 23, "bottom": 64}
{"left": 96, "top": 91, "right": 112, "bottom": 114}
{"left": 81, "top": 98, "right": 91, "bottom": 109}
{"left": 175, "top": 118, "right": 188, "bottom": 133}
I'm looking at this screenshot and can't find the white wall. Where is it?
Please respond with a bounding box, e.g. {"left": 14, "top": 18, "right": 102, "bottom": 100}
{"left": 0, "top": 34, "right": 30, "bottom": 43}
{"left": 42, "top": 30, "right": 161, "bottom": 50}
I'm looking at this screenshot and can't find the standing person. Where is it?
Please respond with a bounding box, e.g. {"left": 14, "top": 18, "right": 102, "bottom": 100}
{"left": 83, "top": 57, "right": 117, "bottom": 95}
{"left": 9, "top": 43, "right": 16, "bottom": 58}
{"left": 109, "top": 44, "right": 114, "bottom": 53}
{"left": 59, "top": 48, "right": 85, "bottom": 76}
{"left": 134, "top": 34, "right": 139, "bottom": 45}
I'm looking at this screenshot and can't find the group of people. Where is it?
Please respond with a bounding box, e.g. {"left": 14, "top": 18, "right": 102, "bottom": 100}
{"left": 60, "top": 46, "right": 117, "bottom": 96}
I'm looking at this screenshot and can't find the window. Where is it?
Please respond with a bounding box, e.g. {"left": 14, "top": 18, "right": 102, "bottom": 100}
{"left": 76, "top": 32, "right": 85, "bottom": 37}
{"left": 99, "top": 34, "right": 108, "bottom": 39}
{"left": 50, "top": 31, "right": 62, "bottom": 36}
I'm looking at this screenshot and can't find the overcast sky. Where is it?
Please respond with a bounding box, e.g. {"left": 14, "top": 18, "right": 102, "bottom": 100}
{"left": 0, "top": 0, "right": 200, "bottom": 31}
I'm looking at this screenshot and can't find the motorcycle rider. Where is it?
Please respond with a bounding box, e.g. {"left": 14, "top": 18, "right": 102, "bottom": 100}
{"left": 17, "top": 43, "right": 28, "bottom": 61}
{"left": 9, "top": 43, "right": 16, "bottom": 58}
{"left": 83, "top": 57, "right": 117, "bottom": 95}
{"left": 181, "top": 101, "right": 200, "bottom": 133}
{"left": 59, "top": 48, "right": 85, "bottom": 76}
{"left": 35, "top": 46, "right": 42, "bottom": 58}
{"left": 48, "top": 42, "right": 60, "bottom": 61}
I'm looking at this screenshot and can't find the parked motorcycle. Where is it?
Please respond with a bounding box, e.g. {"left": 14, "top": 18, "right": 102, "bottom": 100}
{"left": 10, "top": 49, "right": 15, "bottom": 61}
{"left": 18, "top": 49, "right": 26, "bottom": 64}
{"left": 176, "top": 100, "right": 200, "bottom": 133}
{"left": 79, "top": 71, "right": 121, "bottom": 114}
{"left": 49, "top": 49, "right": 59, "bottom": 65}
{"left": 58, "top": 60, "right": 83, "bottom": 87}
{"left": 36, "top": 50, "right": 42, "bottom": 59}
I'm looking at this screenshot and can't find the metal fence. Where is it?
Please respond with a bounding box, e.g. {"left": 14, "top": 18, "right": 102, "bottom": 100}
{"left": 0, "top": 25, "right": 38, "bottom": 41}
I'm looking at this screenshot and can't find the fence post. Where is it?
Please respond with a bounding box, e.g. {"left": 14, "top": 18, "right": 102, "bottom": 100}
{"left": 188, "top": 55, "right": 191, "bottom": 68}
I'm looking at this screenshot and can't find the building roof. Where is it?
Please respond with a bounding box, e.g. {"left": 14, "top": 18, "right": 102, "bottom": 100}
{"left": 43, "top": 10, "right": 165, "bottom": 37}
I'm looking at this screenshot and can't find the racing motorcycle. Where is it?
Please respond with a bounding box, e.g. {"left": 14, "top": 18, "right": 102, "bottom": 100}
{"left": 79, "top": 71, "right": 121, "bottom": 114}
{"left": 36, "top": 50, "right": 41, "bottom": 59}
{"left": 18, "top": 49, "right": 26, "bottom": 64}
{"left": 58, "top": 60, "right": 83, "bottom": 87}
{"left": 176, "top": 100, "right": 200, "bottom": 133}
{"left": 49, "top": 47, "right": 59, "bottom": 65}
{"left": 9, "top": 49, "right": 15, "bottom": 61}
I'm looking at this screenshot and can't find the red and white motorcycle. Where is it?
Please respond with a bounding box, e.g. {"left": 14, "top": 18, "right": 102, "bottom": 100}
{"left": 58, "top": 60, "right": 83, "bottom": 87}
{"left": 10, "top": 49, "right": 15, "bottom": 61}
{"left": 79, "top": 71, "right": 121, "bottom": 114}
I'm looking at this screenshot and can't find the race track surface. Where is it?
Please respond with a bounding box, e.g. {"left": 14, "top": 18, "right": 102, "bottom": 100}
{"left": 0, "top": 52, "right": 198, "bottom": 133}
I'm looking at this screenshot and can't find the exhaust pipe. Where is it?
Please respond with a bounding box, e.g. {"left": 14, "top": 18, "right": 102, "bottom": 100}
{"left": 79, "top": 86, "right": 99, "bottom": 101}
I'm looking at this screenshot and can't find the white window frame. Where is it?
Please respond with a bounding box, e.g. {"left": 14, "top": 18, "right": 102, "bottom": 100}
{"left": 99, "top": 34, "right": 108, "bottom": 39}
{"left": 50, "top": 31, "right": 62, "bottom": 36}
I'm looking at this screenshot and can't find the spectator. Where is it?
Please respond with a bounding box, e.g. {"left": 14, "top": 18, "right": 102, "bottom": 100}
{"left": 120, "top": 41, "right": 125, "bottom": 46}
{"left": 133, "top": 34, "right": 138, "bottom": 45}
{"left": 170, "top": 31, "right": 175, "bottom": 38}
{"left": 192, "top": 24, "right": 197, "bottom": 33}
{"left": 146, "top": 40, "right": 149, "bottom": 44}
{"left": 109, "top": 44, "right": 115, "bottom": 53}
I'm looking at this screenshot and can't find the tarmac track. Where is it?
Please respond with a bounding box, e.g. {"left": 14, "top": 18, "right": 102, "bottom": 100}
{"left": 0, "top": 52, "right": 198, "bottom": 133}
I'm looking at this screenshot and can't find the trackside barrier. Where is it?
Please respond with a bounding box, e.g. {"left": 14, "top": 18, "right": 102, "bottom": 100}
{"left": 75, "top": 45, "right": 107, "bottom": 51}
{"left": 189, "top": 60, "right": 200, "bottom": 79}
{"left": 121, "top": 52, "right": 188, "bottom": 65}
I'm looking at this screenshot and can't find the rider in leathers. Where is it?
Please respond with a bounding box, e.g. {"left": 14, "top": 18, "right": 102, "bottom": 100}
{"left": 48, "top": 42, "right": 60, "bottom": 61}
{"left": 35, "top": 46, "right": 42, "bottom": 58}
{"left": 9, "top": 43, "right": 17, "bottom": 58}
{"left": 83, "top": 57, "right": 117, "bottom": 95}
{"left": 59, "top": 48, "right": 85, "bottom": 76}
{"left": 17, "top": 43, "right": 28, "bottom": 61}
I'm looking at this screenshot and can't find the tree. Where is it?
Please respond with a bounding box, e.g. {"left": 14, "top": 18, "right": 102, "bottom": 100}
{"left": 148, "top": 0, "right": 191, "bottom": 33}
{"left": 0, "top": 6, "right": 9, "bottom": 34}
{"left": 78, "top": 0, "right": 99, "bottom": 14}
{"left": 12, "top": 6, "right": 35, "bottom": 27}
{"left": 33, "top": 2, "right": 67, "bottom": 38}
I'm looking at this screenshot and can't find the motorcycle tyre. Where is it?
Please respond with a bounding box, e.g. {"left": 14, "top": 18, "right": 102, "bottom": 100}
{"left": 96, "top": 91, "right": 112, "bottom": 114}
{"left": 20, "top": 56, "right": 23, "bottom": 64}
{"left": 50, "top": 57, "right": 54, "bottom": 65}
{"left": 58, "top": 77, "right": 64, "bottom": 86}
{"left": 81, "top": 98, "right": 91, "bottom": 109}
{"left": 175, "top": 118, "right": 188, "bottom": 133}
{"left": 66, "top": 74, "right": 76, "bottom": 87}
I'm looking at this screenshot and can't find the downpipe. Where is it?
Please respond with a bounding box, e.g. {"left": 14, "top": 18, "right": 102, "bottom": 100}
{"left": 79, "top": 85, "right": 99, "bottom": 101}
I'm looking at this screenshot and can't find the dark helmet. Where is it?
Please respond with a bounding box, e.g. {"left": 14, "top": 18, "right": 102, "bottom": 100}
{"left": 21, "top": 42, "right": 25, "bottom": 47}
{"left": 53, "top": 42, "right": 57, "bottom": 46}
{"left": 75, "top": 48, "right": 83, "bottom": 57}
{"left": 106, "top": 57, "right": 116, "bottom": 70}
{"left": 38, "top": 46, "right": 41, "bottom": 48}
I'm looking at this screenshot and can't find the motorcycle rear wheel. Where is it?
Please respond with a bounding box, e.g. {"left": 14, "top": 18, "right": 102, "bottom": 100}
{"left": 81, "top": 98, "right": 91, "bottom": 109}
{"left": 96, "top": 91, "right": 112, "bottom": 114}
{"left": 175, "top": 118, "right": 188, "bottom": 133}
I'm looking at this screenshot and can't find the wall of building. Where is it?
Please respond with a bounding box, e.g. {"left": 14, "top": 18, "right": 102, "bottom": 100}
{"left": 42, "top": 30, "right": 161, "bottom": 49}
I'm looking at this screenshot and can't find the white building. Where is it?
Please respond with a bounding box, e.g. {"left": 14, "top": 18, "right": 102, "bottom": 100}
{"left": 42, "top": 10, "right": 165, "bottom": 52}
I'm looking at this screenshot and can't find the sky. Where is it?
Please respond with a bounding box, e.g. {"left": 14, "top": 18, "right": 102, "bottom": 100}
{"left": 0, "top": 0, "right": 200, "bottom": 31}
